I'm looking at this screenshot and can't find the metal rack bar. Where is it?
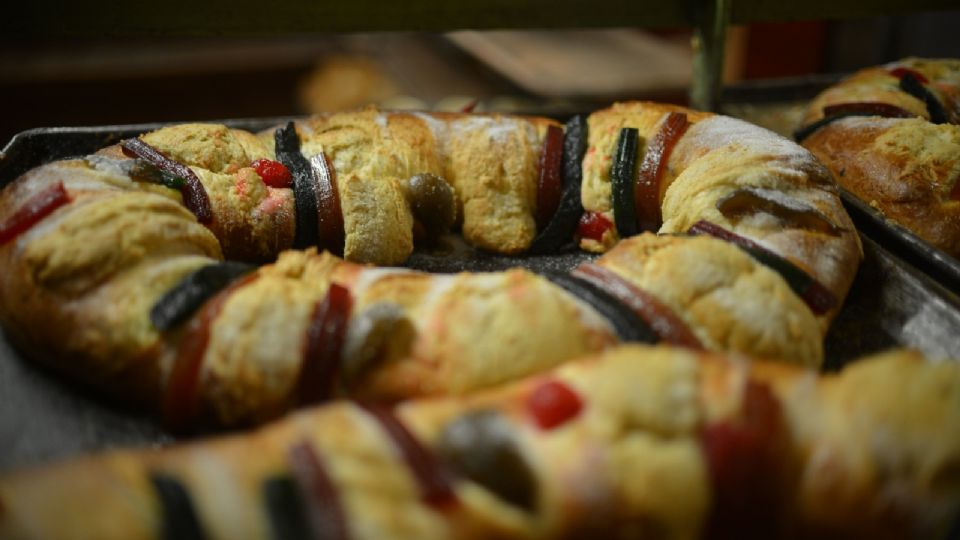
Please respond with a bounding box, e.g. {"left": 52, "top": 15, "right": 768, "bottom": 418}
{"left": 6, "top": 0, "right": 955, "bottom": 37}
{"left": 690, "top": 0, "right": 732, "bottom": 111}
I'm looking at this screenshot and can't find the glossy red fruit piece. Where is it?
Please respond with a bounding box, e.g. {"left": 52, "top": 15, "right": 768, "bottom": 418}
{"left": 577, "top": 211, "right": 613, "bottom": 242}
{"left": 701, "top": 380, "right": 785, "bottom": 539}
{"left": 460, "top": 99, "right": 479, "bottom": 113}
{"left": 822, "top": 101, "right": 916, "bottom": 119}
{"left": 688, "top": 220, "right": 836, "bottom": 315}
{"left": 889, "top": 67, "right": 929, "bottom": 84}
{"left": 310, "top": 152, "right": 345, "bottom": 256}
{"left": 287, "top": 440, "right": 349, "bottom": 540}
{"left": 359, "top": 404, "right": 458, "bottom": 508}
{"left": 299, "top": 283, "right": 353, "bottom": 405}
{"left": 162, "top": 273, "right": 259, "bottom": 432}
{"left": 527, "top": 379, "right": 583, "bottom": 430}
{"left": 251, "top": 158, "right": 293, "bottom": 189}
{"left": 536, "top": 125, "right": 565, "bottom": 231}
{"left": 572, "top": 262, "right": 702, "bottom": 349}
{"left": 635, "top": 112, "right": 689, "bottom": 233}
{"left": 0, "top": 182, "right": 70, "bottom": 245}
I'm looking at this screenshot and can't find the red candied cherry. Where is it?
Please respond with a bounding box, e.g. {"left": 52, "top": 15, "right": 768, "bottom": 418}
{"left": 577, "top": 211, "right": 613, "bottom": 242}
{"left": 527, "top": 379, "right": 583, "bottom": 430}
{"left": 251, "top": 158, "right": 293, "bottom": 188}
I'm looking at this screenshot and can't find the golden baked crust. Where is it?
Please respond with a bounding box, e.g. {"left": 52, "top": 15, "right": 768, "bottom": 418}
{"left": 799, "top": 58, "right": 960, "bottom": 258}
{"left": 0, "top": 160, "right": 222, "bottom": 403}
{"left": 290, "top": 108, "right": 558, "bottom": 258}
{"left": 420, "top": 112, "right": 556, "bottom": 253}
{"left": 598, "top": 234, "right": 822, "bottom": 366}
{"left": 581, "top": 102, "right": 861, "bottom": 323}
{"left": 0, "top": 105, "right": 862, "bottom": 428}
{"left": 168, "top": 230, "right": 840, "bottom": 426}
{"left": 2, "top": 345, "right": 957, "bottom": 539}
{"left": 801, "top": 58, "right": 960, "bottom": 127}
{"left": 141, "top": 123, "right": 296, "bottom": 261}
{"left": 581, "top": 101, "right": 712, "bottom": 214}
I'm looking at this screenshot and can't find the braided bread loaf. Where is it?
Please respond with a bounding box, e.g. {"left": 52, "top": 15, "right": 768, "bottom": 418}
{"left": 0, "top": 103, "right": 860, "bottom": 428}
{"left": 797, "top": 57, "right": 960, "bottom": 257}
{"left": 2, "top": 345, "right": 958, "bottom": 540}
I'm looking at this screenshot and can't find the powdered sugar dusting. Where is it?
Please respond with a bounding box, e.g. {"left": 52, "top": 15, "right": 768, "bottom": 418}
{"left": 449, "top": 115, "right": 534, "bottom": 147}
{"left": 374, "top": 113, "right": 390, "bottom": 141}
{"left": 680, "top": 116, "right": 818, "bottom": 168}
{"left": 416, "top": 273, "right": 457, "bottom": 311}
{"left": 412, "top": 112, "right": 448, "bottom": 143}
{"left": 413, "top": 111, "right": 540, "bottom": 166}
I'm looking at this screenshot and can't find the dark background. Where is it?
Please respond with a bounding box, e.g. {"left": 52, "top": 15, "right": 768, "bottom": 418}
{"left": 1, "top": 12, "right": 959, "bottom": 147}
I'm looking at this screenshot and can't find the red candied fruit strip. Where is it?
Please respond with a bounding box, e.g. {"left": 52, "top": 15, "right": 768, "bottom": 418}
{"left": 0, "top": 182, "right": 70, "bottom": 245}
{"left": 162, "top": 273, "right": 259, "bottom": 432}
{"left": 635, "top": 112, "right": 689, "bottom": 233}
{"left": 310, "top": 153, "right": 346, "bottom": 257}
{"left": 359, "top": 404, "right": 458, "bottom": 508}
{"left": 951, "top": 175, "right": 960, "bottom": 202}
{"left": 572, "top": 262, "right": 703, "bottom": 350}
{"left": 701, "top": 380, "right": 786, "bottom": 539}
{"left": 527, "top": 379, "right": 583, "bottom": 430}
{"left": 577, "top": 211, "right": 613, "bottom": 242}
{"left": 821, "top": 102, "right": 917, "bottom": 119}
{"left": 889, "top": 67, "right": 929, "bottom": 84}
{"left": 299, "top": 283, "right": 353, "bottom": 405}
{"left": 250, "top": 158, "right": 293, "bottom": 189}
{"left": 287, "top": 440, "right": 350, "bottom": 540}
{"left": 459, "top": 99, "right": 479, "bottom": 113}
{"left": 688, "top": 220, "right": 836, "bottom": 315}
{"left": 536, "top": 125, "right": 565, "bottom": 231}
{"left": 121, "top": 138, "right": 213, "bottom": 224}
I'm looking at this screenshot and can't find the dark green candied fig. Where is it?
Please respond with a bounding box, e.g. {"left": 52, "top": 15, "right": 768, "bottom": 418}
{"left": 150, "top": 261, "right": 256, "bottom": 332}
{"left": 898, "top": 72, "right": 949, "bottom": 124}
{"left": 262, "top": 476, "right": 312, "bottom": 540}
{"left": 541, "top": 270, "right": 658, "bottom": 344}
{"left": 610, "top": 127, "right": 640, "bottom": 238}
{"left": 149, "top": 472, "right": 208, "bottom": 540}
{"left": 275, "top": 122, "right": 320, "bottom": 250}
{"left": 687, "top": 220, "right": 836, "bottom": 314}
{"left": 437, "top": 409, "right": 537, "bottom": 512}
{"left": 401, "top": 173, "right": 457, "bottom": 237}
{"left": 529, "top": 114, "right": 588, "bottom": 254}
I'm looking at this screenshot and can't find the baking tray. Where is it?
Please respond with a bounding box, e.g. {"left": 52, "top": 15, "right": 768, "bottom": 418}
{"left": 839, "top": 189, "right": 960, "bottom": 293}
{"left": 2, "top": 119, "right": 960, "bottom": 475}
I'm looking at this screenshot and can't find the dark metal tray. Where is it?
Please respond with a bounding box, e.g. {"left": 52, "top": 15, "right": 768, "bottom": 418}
{"left": 2, "top": 119, "right": 960, "bottom": 474}
{"left": 839, "top": 189, "right": 960, "bottom": 293}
